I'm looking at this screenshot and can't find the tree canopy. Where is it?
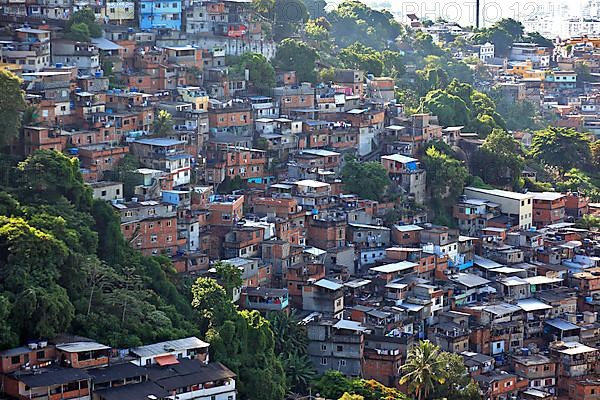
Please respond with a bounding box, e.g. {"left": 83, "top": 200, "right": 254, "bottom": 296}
{"left": 227, "top": 53, "right": 276, "bottom": 93}
{"left": 420, "top": 80, "right": 504, "bottom": 136}
{"left": 192, "top": 277, "right": 287, "bottom": 399}
{"left": 153, "top": 110, "right": 173, "bottom": 136}
{"left": 312, "top": 370, "right": 409, "bottom": 400}
{"left": 422, "top": 144, "right": 469, "bottom": 219}
{"left": 529, "top": 127, "right": 591, "bottom": 173}
{"left": 274, "top": 38, "right": 318, "bottom": 82}
{"left": 328, "top": 0, "right": 401, "bottom": 50}
{"left": 341, "top": 156, "right": 391, "bottom": 201}
{"left": 66, "top": 7, "right": 102, "bottom": 41}
{"left": 0, "top": 150, "right": 197, "bottom": 347}
{"left": 471, "top": 129, "right": 524, "bottom": 187}
{"left": 0, "top": 70, "right": 26, "bottom": 146}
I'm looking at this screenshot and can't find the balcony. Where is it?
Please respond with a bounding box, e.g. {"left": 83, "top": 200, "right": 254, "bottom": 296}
{"left": 246, "top": 297, "right": 288, "bottom": 311}
{"left": 48, "top": 387, "right": 89, "bottom": 400}
{"left": 170, "top": 380, "right": 235, "bottom": 400}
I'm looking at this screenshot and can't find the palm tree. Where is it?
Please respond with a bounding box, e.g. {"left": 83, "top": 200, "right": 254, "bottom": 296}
{"left": 281, "top": 351, "right": 316, "bottom": 395}
{"left": 267, "top": 310, "right": 308, "bottom": 355}
{"left": 400, "top": 341, "right": 446, "bottom": 400}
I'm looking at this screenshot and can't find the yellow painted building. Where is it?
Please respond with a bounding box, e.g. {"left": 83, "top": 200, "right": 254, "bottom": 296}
{"left": 177, "top": 86, "right": 209, "bottom": 111}
{"left": 104, "top": 1, "right": 135, "bottom": 23}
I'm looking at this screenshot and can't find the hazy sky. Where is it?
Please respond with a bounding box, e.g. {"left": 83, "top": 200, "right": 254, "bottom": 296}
{"left": 326, "top": 0, "right": 587, "bottom": 27}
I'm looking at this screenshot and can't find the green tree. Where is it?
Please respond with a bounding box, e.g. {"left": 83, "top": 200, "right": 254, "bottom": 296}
{"left": 305, "top": 18, "right": 330, "bottom": 42}
{"left": 252, "top": 0, "right": 274, "bottom": 14}
{"left": 191, "top": 277, "right": 235, "bottom": 327}
{"left": 153, "top": 110, "right": 173, "bottom": 136}
{"left": 422, "top": 145, "right": 468, "bottom": 202}
{"left": 591, "top": 140, "right": 600, "bottom": 169}
{"left": 0, "top": 70, "right": 26, "bottom": 146}
{"left": 494, "top": 18, "right": 525, "bottom": 39}
{"left": 12, "top": 284, "right": 75, "bottom": 340}
{"left": 16, "top": 150, "right": 92, "bottom": 210}
{"left": 282, "top": 351, "right": 316, "bottom": 394}
{"left": 340, "top": 43, "right": 384, "bottom": 76}
{"left": 493, "top": 93, "right": 539, "bottom": 131}
{"left": 575, "top": 214, "right": 600, "bottom": 230}
{"left": 228, "top": 53, "right": 275, "bottom": 93}
{"left": 339, "top": 394, "right": 364, "bottom": 400}
{"left": 341, "top": 156, "right": 391, "bottom": 201}
{"left": 66, "top": 7, "right": 102, "bottom": 38}
{"left": 473, "top": 18, "right": 524, "bottom": 57}
{"left": 471, "top": 129, "right": 524, "bottom": 186}
{"left": 350, "top": 379, "right": 408, "bottom": 400}
{"left": 215, "top": 261, "right": 243, "bottom": 299}
{"left": 523, "top": 31, "right": 554, "bottom": 47}
{"left": 576, "top": 62, "right": 594, "bottom": 83}
{"left": 0, "top": 216, "right": 68, "bottom": 291}
{"left": 267, "top": 310, "right": 308, "bottom": 356}
{"left": 0, "top": 150, "right": 197, "bottom": 349}
{"left": 91, "top": 199, "right": 128, "bottom": 265}
{"left": 205, "top": 307, "right": 287, "bottom": 400}
{"left": 312, "top": 370, "right": 353, "bottom": 399}
{"left": 381, "top": 49, "right": 406, "bottom": 77}
{"left": 105, "top": 154, "right": 140, "bottom": 200}
{"left": 432, "top": 352, "right": 482, "bottom": 400}
{"left": 0, "top": 295, "right": 17, "bottom": 348}
{"left": 421, "top": 89, "right": 470, "bottom": 126}
{"left": 67, "top": 22, "right": 91, "bottom": 42}
{"left": 529, "top": 127, "right": 591, "bottom": 173}
{"left": 415, "top": 67, "right": 449, "bottom": 96}
{"left": 313, "top": 371, "right": 408, "bottom": 400}
{"left": 328, "top": 0, "right": 401, "bottom": 50}
{"left": 274, "top": 39, "right": 318, "bottom": 82}
{"left": 400, "top": 341, "right": 446, "bottom": 400}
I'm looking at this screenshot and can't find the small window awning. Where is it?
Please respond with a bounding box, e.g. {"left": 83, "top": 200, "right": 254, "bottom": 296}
{"left": 155, "top": 354, "right": 179, "bottom": 366}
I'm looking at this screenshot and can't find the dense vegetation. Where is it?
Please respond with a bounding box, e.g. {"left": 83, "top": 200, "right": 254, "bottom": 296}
{"left": 0, "top": 151, "right": 198, "bottom": 348}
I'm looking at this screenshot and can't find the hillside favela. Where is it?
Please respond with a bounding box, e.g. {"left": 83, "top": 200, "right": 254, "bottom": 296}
{"left": 5, "top": 0, "right": 600, "bottom": 399}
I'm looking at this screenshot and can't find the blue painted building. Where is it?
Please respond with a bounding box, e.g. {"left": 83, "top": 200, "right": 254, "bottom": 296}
{"left": 139, "top": 0, "right": 182, "bottom": 30}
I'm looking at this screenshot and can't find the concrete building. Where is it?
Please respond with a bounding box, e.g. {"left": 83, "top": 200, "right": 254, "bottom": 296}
{"left": 381, "top": 154, "right": 427, "bottom": 205}
{"left": 464, "top": 187, "right": 534, "bottom": 230}
{"left": 307, "top": 317, "right": 365, "bottom": 377}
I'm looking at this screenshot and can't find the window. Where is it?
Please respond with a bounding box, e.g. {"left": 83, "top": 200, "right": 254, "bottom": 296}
{"left": 321, "top": 344, "right": 326, "bottom": 351}
{"left": 11, "top": 355, "right": 20, "bottom": 364}
{"left": 320, "top": 357, "right": 328, "bottom": 365}
{"left": 150, "top": 235, "right": 158, "bottom": 243}
{"left": 37, "top": 350, "right": 45, "bottom": 359}
{"left": 336, "top": 345, "right": 343, "bottom": 352}
{"left": 340, "top": 359, "right": 346, "bottom": 366}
